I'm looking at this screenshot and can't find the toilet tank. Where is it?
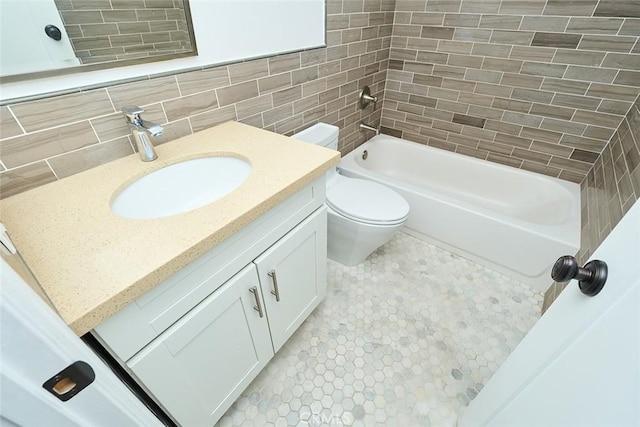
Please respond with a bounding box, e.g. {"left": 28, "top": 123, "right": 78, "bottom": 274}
{"left": 292, "top": 123, "right": 339, "bottom": 151}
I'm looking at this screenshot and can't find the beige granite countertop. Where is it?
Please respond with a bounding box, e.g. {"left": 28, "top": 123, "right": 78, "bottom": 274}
{"left": 0, "top": 121, "right": 339, "bottom": 336}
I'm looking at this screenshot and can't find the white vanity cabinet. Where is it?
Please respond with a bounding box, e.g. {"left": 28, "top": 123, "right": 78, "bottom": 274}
{"left": 92, "top": 178, "right": 328, "bottom": 426}
{"left": 255, "top": 209, "right": 327, "bottom": 352}
{"left": 127, "top": 264, "right": 273, "bottom": 426}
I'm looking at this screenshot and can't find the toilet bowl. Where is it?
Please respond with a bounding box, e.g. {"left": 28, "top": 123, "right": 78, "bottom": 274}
{"left": 293, "top": 123, "right": 410, "bottom": 266}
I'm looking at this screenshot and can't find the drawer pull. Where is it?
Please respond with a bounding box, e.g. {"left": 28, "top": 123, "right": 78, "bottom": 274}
{"left": 268, "top": 270, "right": 281, "bottom": 302}
{"left": 249, "top": 287, "right": 264, "bottom": 318}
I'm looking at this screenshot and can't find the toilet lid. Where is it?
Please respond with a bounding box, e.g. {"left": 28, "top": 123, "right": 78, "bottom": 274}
{"left": 326, "top": 178, "right": 410, "bottom": 225}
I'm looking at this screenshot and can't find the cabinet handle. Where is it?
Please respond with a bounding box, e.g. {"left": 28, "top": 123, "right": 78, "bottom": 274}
{"left": 249, "top": 286, "right": 264, "bottom": 318}
{"left": 268, "top": 270, "right": 281, "bottom": 302}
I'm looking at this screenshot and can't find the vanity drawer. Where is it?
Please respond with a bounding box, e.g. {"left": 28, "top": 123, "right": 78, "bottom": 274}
{"left": 94, "top": 177, "right": 325, "bottom": 362}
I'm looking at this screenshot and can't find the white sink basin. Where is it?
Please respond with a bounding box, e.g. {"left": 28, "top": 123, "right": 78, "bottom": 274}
{"left": 111, "top": 156, "right": 252, "bottom": 219}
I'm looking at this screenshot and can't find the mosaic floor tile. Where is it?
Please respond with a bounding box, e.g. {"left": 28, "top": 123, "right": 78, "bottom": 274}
{"left": 217, "top": 232, "right": 544, "bottom": 426}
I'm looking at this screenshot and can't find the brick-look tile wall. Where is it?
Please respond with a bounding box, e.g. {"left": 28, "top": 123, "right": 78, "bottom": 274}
{"left": 0, "top": 0, "right": 396, "bottom": 199}
{"left": 543, "top": 93, "right": 640, "bottom": 311}
{"left": 384, "top": 0, "right": 640, "bottom": 183}
{"left": 54, "top": 0, "right": 192, "bottom": 64}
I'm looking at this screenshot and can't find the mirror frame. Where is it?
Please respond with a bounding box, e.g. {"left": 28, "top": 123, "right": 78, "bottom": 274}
{"left": 0, "top": 1, "right": 197, "bottom": 84}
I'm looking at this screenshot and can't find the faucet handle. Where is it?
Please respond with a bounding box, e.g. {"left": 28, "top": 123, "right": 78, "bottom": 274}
{"left": 358, "top": 86, "right": 378, "bottom": 110}
{"left": 121, "top": 105, "right": 144, "bottom": 119}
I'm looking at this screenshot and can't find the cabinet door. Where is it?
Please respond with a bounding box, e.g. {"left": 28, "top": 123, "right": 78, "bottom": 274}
{"left": 126, "top": 265, "right": 273, "bottom": 426}
{"left": 255, "top": 207, "right": 327, "bottom": 352}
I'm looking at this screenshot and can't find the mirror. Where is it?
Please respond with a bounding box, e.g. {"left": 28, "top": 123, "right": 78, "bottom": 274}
{"left": 0, "top": 0, "right": 326, "bottom": 102}
{"left": 0, "top": 0, "right": 196, "bottom": 81}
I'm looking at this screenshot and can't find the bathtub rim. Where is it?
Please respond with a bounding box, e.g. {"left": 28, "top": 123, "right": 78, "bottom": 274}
{"left": 339, "top": 135, "right": 581, "bottom": 248}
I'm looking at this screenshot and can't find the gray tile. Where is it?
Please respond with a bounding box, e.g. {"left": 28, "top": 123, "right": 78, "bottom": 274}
{"left": 521, "top": 126, "right": 563, "bottom": 143}
{"left": 0, "top": 107, "right": 23, "bottom": 139}
{"left": 444, "top": 13, "right": 481, "bottom": 28}
{"left": 108, "top": 76, "right": 180, "bottom": 110}
{"left": 587, "top": 83, "right": 640, "bottom": 102}
{"left": 228, "top": 59, "right": 269, "bottom": 84}
{"left": 0, "top": 162, "right": 57, "bottom": 200}
{"left": 452, "top": 113, "right": 485, "bottom": 128}
{"left": 269, "top": 53, "right": 302, "bottom": 74}
{"left": 615, "top": 71, "right": 640, "bottom": 88}
{"left": 427, "top": 0, "right": 463, "bottom": 12}
{"left": 0, "top": 122, "right": 98, "bottom": 168}
{"left": 460, "top": 0, "right": 500, "bottom": 13}
{"left": 552, "top": 49, "right": 606, "bottom": 66}
{"left": 619, "top": 19, "right": 640, "bottom": 36}
{"left": 573, "top": 110, "right": 623, "bottom": 129}
{"left": 511, "top": 88, "right": 555, "bottom": 104}
{"left": 552, "top": 93, "right": 601, "bottom": 110}
{"left": 479, "top": 14, "right": 522, "bottom": 30}
{"left": 543, "top": 0, "right": 598, "bottom": 16}
{"left": 499, "top": 0, "right": 546, "bottom": 15}
{"left": 482, "top": 57, "right": 522, "bottom": 73}
{"left": 189, "top": 106, "right": 237, "bottom": 133}
{"left": 602, "top": 53, "right": 640, "bottom": 70}
{"left": 510, "top": 45, "right": 556, "bottom": 62}
{"left": 531, "top": 140, "right": 574, "bottom": 157}
{"left": 521, "top": 61, "right": 566, "bottom": 78}
{"left": 258, "top": 73, "right": 293, "bottom": 95}
{"left": 594, "top": 0, "right": 640, "bottom": 18}
{"left": 541, "top": 78, "right": 589, "bottom": 95}
{"left": 216, "top": 81, "right": 260, "bottom": 107}
{"left": 453, "top": 28, "right": 497, "bottom": 43}
{"left": 492, "top": 97, "right": 532, "bottom": 113}
{"left": 578, "top": 35, "right": 637, "bottom": 53}
{"left": 531, "top": 32, "right": 581, "bottom": 49}
{"left": 501, "top": 73, "right": 543, "bottom": 89}
{"left": 520, "top": 16, "right": 569, "bottom": 32}
{"left": 48, "top": 137, "right": 133, "bottom": 179}
{"left": 421, "top": 26, "right": 455, "bottom": 39}
{"left": 564, "top": 66, "right": 618, "bottom": 83}
{"left": 566, "top": 17, "right": 624, "bottom": 34}
{"left": 162, "top": 90, "right": 218, "bottom": 122}
{"left": 471, "top": 43, "right": 512, "bottom": 58}
{"left": 490, "top": 30, "right": 534, "bottom": 46}
{"left": 11, "top": 90, "right": 114, "bottom": 133}
{"left": 176, "top": 67, "right": 230, "bottom": 96}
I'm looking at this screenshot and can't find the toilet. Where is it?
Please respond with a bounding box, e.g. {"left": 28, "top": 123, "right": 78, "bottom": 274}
{"left": 294, "top": 123, "right": 410, "bottom": 266}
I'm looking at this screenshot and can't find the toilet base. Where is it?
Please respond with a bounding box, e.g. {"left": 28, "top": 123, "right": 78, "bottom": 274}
{"left": 327, "top": 208, "right": 405, "bottom": 266}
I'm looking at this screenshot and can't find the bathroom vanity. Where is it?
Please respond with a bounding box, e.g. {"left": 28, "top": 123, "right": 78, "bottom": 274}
{"left": 0, "top": 122, "right": 339, "bottom": 425}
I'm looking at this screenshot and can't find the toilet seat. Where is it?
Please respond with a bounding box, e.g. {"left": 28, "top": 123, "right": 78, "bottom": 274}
{"left": 326, "top": 177, "right": 410, "bottom": 226}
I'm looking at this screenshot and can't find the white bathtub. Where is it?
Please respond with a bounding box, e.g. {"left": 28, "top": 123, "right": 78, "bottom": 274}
{"left": 338, "top": 134, "right": 581, "bottom": 291}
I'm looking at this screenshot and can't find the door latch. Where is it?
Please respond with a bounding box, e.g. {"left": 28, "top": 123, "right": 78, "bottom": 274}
{"left": 43, "top": 361, "right": 95, "bottom": 402}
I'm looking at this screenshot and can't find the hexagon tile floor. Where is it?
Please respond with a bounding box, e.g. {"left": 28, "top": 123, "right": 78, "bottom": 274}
{"left": 217, "top": 231, "right": 544, "bottom": 427}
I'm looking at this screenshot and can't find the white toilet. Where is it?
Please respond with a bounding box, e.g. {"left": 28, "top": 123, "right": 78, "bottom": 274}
{"left": 294, "top": 123, "right": 410, "bottom": 266}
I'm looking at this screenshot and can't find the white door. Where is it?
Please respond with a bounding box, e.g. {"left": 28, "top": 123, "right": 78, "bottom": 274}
{"left": 459, "top": 199, "right": 640, "bottom": 427}
{"left": 0, "top": 0, "right": 80, "bottom": 76}
{"left": 0, "top": 253, "right": 161, "bottom": 426}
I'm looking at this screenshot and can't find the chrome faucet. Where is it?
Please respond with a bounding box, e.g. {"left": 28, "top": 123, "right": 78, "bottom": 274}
{"left": 359, "top": 123, "right": 379, "bottom": 135}
{"left": 121, "top": 106, "right": 164, "bottom": 162}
